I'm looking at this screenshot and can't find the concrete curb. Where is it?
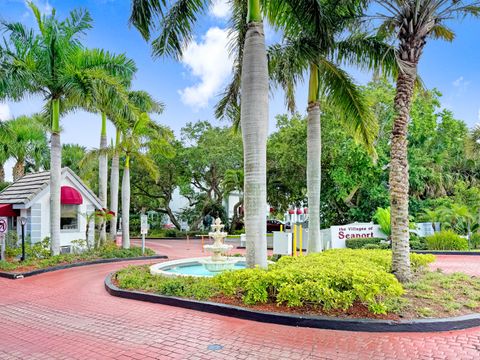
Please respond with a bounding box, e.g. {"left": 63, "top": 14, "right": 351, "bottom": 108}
{"left": 0, "top": 255, "right": 167, "bottom": 280}
{"left": 105, "top": 273, "right": 480, "bottom": 333}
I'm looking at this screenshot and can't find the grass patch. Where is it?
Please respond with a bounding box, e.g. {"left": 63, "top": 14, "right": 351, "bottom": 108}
{"left": 400, "top": 270, "right": 480, "bottom": 318}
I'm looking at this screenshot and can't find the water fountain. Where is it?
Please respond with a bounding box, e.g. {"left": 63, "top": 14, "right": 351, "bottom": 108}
{"left": 200, "top": 218, "right": 238, "bottom": 272}
{"left": 150, "top": 217, "right": 245, "bottom": 277}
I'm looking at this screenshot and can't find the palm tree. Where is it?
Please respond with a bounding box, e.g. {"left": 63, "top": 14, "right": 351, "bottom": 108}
{"left": 264, "top": 0, "right": 395, "bottom": 252}
{"left": 130, "top": 0, "right": 269, "bottom": 267}
{"left": 4, "top": 115, "right": 48, "bottom": 181}
{"left": 110, "top": 127, "right": 121, "bottom": 240}
{"left": 376, "top": 0, "right": 480, "bottom": 282}
{"left": 85, "top": 86, "right": 137, "bottom": 245}
{"left": 119, "top": 115, "right": 171, "bottom": 249}
{"left": 0, "top": 3, "right": 136, "bottom": 254}
{"left": 118, "top": 91, "right": 165, "bottom": 249}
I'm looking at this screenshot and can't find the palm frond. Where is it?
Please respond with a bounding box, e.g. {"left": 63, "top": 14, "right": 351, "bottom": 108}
{"left": 129, "top": 0, "right": 166, "bottom": 40}
{"left": 150, "top": 0, "right": 211, "bottom": 59}
{"left": 318, "top": 57, "right": 378, "bottom": 158}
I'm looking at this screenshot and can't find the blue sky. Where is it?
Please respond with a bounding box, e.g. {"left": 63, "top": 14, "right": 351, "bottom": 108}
{"left": 0, "top": 0, "right": 479, "bottom": 159}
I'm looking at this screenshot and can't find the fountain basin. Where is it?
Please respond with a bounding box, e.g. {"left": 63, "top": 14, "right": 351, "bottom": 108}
{"left": 150, "top": 257, "right": 246, "bottom": 277}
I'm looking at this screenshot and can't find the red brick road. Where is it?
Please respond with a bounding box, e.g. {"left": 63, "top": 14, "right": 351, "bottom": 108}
{"left": 1, "top": 240, "right": 479, "bottom": 359}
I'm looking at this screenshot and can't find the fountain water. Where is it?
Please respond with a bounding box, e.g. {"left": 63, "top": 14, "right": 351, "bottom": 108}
{"left": 200, "top": 218, "right": 238, "bottom": 272}
{"left": 150, "top": 217, "right": 245, "bottom": 277}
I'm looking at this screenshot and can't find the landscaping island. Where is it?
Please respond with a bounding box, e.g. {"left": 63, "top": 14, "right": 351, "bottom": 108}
{"left": 111, "top": 250, "right": 480, "bottom": 323}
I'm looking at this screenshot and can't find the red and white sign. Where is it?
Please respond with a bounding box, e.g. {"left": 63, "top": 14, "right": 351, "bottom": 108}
{"left": 0, "top": 217, "right": 7, "bottom": 234}
{"left": 330, "top": 223, "right": 386, "bottom": 248}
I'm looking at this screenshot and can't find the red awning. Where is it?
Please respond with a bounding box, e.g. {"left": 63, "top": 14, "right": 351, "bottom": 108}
{"left": 61, "top": 186, "right": 83, "bottom": 205}
{"left": 0, "top": 204, "right": 18, "bottom": 217}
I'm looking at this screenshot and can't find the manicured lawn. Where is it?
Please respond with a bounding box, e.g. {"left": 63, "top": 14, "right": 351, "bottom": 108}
{"left": 0, "top": 244, "right": 155, "bottom": 273}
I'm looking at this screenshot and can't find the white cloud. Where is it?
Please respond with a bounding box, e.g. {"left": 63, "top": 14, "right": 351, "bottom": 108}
{"left": 179, "top": 27, "right": 233, "bottom": 110}
{"left": 452, "top": 76, "right": 470, "bottom": 92}
{"left": 0, "top": 103, "right": 11, "bottom": 121}
{"left": 210, "top": 0, "right": 230, "bottom": 19}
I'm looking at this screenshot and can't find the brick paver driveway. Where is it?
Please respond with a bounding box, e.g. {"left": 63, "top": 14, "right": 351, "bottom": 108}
{"left": 1, "top": 240, "right": 480, "bottom": 359}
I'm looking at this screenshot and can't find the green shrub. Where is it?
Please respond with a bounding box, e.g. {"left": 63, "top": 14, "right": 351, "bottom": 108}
{"left": 216, "top": 250, "right": 434, "bottom": 314}
{"left": 98, "top": 243, "right": 155, "bottom": 258}
{"left": 214, "top": 250, "right": 405, "bottom": 314}
{"left": 345, "top": 238, "right": 382, "bottom": 249}
{"left": 425, "top": 231, "right": 468, "bottom": 251}
{"left": 469, "top": 233, "right": 480, "bottom": 249}
{"left": 116, "top": 265, "right": 218, "bottom": 300}
{"left": 410, "top": 235, "right": 427, "bottom": 250}
{"left": 378, "top": 242, "right": 391, "bottom": 250}
{"left": 164, "top": 229, "right": 178, "bottom": 238}
{"left": 363, "top": 244, "right": 380, "bottom": 249}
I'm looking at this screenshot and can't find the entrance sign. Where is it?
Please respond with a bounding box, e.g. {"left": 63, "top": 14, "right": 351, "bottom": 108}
{"left": 330, "top": 223, "right": 386, "bottom": 248}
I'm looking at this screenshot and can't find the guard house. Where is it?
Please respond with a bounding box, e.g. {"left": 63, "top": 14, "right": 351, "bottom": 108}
{"left": 0, "top": 168, "right": 101, "bottom": 251}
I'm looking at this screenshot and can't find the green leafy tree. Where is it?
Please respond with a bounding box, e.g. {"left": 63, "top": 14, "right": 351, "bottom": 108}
{"left": 130, "top": 139, "right": 184, "bottom": 230}
{"left": 376, "top": 0, "right": 480, "bottom": 282}
{"left": 62, "top": 144, "right": 87, "bottom": 176}
{"left": 0, "top": 122, "right": 9, "bottom": 183}
{"left": 0, "top": 3, "right": 136, "bottom": 254}
{"left": 223, "top": 169, "right": 244, "bottom": 231}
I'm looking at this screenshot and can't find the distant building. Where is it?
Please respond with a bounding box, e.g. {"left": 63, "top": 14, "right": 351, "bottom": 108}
{"left": 0, "top": 168, "right": 101, "bottom": 251}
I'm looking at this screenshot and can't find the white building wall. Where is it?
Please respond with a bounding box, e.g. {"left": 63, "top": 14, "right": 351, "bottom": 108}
{"left": 30, "top": 176, "right": 97, "bottom": 247}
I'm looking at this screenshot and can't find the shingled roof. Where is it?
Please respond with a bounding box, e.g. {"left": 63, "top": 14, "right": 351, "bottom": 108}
{"left": 0, "top": 168, "right": 101, "bottom": 208}
{"left": 0, "top": 170, "right": 50, "bottom": 204}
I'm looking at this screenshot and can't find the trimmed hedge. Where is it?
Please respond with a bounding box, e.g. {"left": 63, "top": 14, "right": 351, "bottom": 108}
{"left": 425, "top": 230, "right": 469, "bottom": 251}
{"left": 345, "top": 237, "right": 383, "bottom": 249}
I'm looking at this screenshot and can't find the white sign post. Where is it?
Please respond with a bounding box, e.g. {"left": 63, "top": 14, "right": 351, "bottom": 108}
{"left": 140, "top": 214, "right": 148, "bottom": 255}
{"left": 0, "top": 217, "right": 8, "bottom": 261}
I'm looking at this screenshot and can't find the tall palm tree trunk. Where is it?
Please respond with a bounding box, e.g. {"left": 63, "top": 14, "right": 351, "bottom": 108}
{"left": 306, "top": 64, "right": 322, "bottom": 253}
{"left": 98, "top": 112, "right": 108, "bottom": 245}
{"left": 12, "top": 160, "right": 25, "bottom": 181}
{"left": 390, "top": 71, "right": 415, "bottom": 283}
{"left": 109, "top": 128, "right": 120, "bottom": 240}
{"left": 121, "top": 156, "right": 130, "bottom": 249}
{"left": 241, "top": 0, "right": 268, "bottom": 268}
{"left": 50, "top": 99, "right": 61, "bottom": 255}
{"left": 0, "top": 164, "right": 5, "bottom": 183}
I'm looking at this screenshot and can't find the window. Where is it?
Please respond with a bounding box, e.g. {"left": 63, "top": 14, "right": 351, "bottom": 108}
{"left": 61, "top": 204, "right": 79, "bottom": 230}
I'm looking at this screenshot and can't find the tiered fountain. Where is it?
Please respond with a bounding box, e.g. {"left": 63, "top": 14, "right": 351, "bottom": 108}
{"left": 200, "top": 218, "right": 238, "bottom": 272}
{"left": 149, "top": 217, "right": 244, "bottom": 277}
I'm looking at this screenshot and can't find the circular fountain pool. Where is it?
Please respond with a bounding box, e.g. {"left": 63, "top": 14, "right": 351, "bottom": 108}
{"left": 150, "top": 257, "right": 246, "bottom": 277}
